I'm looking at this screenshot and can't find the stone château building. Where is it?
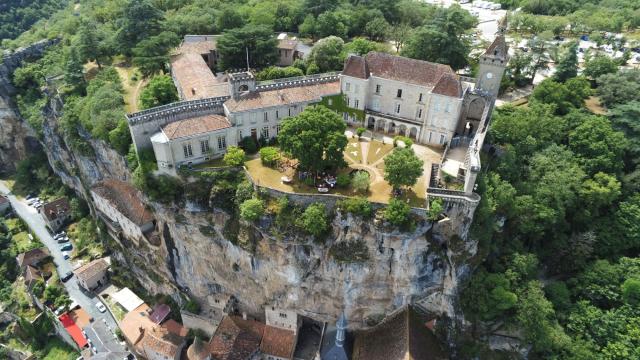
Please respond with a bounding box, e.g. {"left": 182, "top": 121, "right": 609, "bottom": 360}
{"left": 127, "top": 32, "right": 507, "bottom": 199}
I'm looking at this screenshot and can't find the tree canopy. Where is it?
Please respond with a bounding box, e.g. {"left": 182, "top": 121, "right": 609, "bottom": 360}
{"left": 383, "top": 148, "right": 424, "bottom": 189}
{"left": 278, "top": 106, "right": 347, "bottom": 173}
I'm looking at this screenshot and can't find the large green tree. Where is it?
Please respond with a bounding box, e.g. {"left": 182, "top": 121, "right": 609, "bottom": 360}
{"left": 554, "top": 41, "right": 579, "bottom": 82}
{"left": 307, "top": 36, "right": 345, "bottom": 72}
{"left": 132, "top": 31, "right": 180, "bottom": 78}
{"left": 217, "top": 25, "right": 278, "bottom": 70}
{"left": 568, "top": 116, "right": 628, "bottom": 175}
{"left": 115, "top": 0, "right": 164, "bottom": 56}
{"left": 278, "top": 106, "right": 347, "bottom": 173}
{"left": 596, "top": 69, "right": 640, "bottom": 108}
{"left": 139, "top": 75, "right": 178, "bottom": 109}
{"left": 383, "top": 147, "right": 424, "bottom": 190}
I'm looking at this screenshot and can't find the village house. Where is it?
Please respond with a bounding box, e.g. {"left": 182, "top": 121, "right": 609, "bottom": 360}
{"left": 40, "top": 198, "right": 71, "bottom": 232}
{"left": 208, "top": 315, "right": 265, "bottom": 360}
{"left": 276, "top": 34, "right": 303, "bottom": 67}
{"left": 90, "top": 179, "right": 156, "bottom": 246}
{"left": 16, "top": 247, "right": 50, "bottom": 269}
{"left": 23, "top": 265, "right": 44, "bottom": 289}
{"left": 350, "top": 305, "right": 446, "bottom": 360}
{"left": 73, "top": 258, "right": 109, "bottom": 291}
{"left": 120, "top": 302, "right": 187, "bottom": 360}
{"left": 260, "top": 306, "right": 300, "bottom": 360}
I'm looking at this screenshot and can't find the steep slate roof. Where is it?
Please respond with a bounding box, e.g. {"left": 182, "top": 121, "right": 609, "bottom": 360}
{"left": 342, "top": 55, "right": 369, "bottom": 79}
{"left": 484, "top": 34, "right": 508, "bottom": 61}
{"left": 41, "top": 198, "right": 70, "bottom": 222}
{"left": 343, "top": 52, "right": 457, "bottom": 91}
{"left": 73, "top": 258, "right": 109, "bottom": 283}
{"left": 16, "top": 247, "right": 50, "bottom": 268}
{"left": 432, "top": 73, "right": 463, "bottom": 98}
{"left": 161, "top": 114, "right": 231, "bottom": 140}
{"left": 224, "top": 81, "right": 340, "bottom": 113}
{"left": 351, "top": 306, "right": 447, "bottom": 360}
{"left": 260, "top": 325, "right": 296, "bottom": 359}
{"left": 208, "top": 316, "right": 265, "bottom": 360}
{"left": 91, "top": 180, "right": 154, "bottom": 227}
{"left": 171, "top": 52, "right": 229, "bottom": 100}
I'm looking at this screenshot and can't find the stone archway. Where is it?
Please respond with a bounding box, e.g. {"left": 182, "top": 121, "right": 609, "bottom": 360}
{"left": 367, "top": 116, "right": 376, "bottom": 129}
{"left": 467, "top": 97, "right": 486, "bottom": 121}
{"left": 238, "top": 84, "right": 249, "bottom": 92}
{"left": 409, "top": 127, "right": 418, "bottom": 139}
{"left": 388, "top": 122, "right": 396, "bottom": 134}
{"left": 398, "top": 124, "right": 407, "bottom": 136}
{"left": 376, "top": 119, "right": 386, "bottom": 132}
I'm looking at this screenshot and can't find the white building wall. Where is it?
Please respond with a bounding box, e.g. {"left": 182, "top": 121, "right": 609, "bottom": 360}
{"left": 421, "top": 94, "right": 463, "bottom": 146}
{"left": 341, "top": 77, "right": 368, "bottom": 112}
{"left": 227, "top": 103, "right": 309, "bottom": 142}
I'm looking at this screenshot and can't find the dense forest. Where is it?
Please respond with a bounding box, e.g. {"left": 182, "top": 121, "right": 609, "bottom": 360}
{"left": 0, "top": 0, "right": 69, "bottom": 41}
{"left": 4, "top": 0, "right": 640, "bottom": 359}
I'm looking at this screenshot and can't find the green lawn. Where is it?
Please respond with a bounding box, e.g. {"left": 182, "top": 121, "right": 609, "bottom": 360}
{"left": 104, "top": 296, "right": 127, "bottom": 322}
{"left": 41, "top": 338, "right": 78, "bottom": 360}
{"left": 366, "top": 141, "right": 393, "bottom": 165}
{"left": 13, "top": 231, "right": 40, "bottom": 253}
{"left": 192, "top": 157, "right": 228, "bottom": 169}
{"left": 345, "top": 139, "right": 363, "bottom": 164}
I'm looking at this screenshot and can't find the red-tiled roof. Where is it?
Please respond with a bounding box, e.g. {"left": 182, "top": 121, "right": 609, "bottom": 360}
{"left": 41, "top": 198, "right": 70, "bottom": 222}
{"left": 16, "top": 247, "right": 49, "bottom": 268}
{"left": 171, "top": 53, "right": 229, "bottom": 100}
{"left": 224, "top": 81, "right": 340, "bottom": 113}
{"left": 91, "top": 180, "right": 154, "bottom": 227}
{"left": 208, "top": 316, "right": 265, "bottom": 360}
{"left": 342, "top": 52, "right": 458, "bottom": 92}
{"left": 187, "top": 337, "right": 210, "bottom": 360}
{"left": 260, "top": 325, "right": 296, "bottom": 359}
{"left": 351, "top": 306, "right": 447, "bottom": 360}
{"left": 432, "top": 73, "right": 463, "bottom": 98}
{"left": 139, "top": 326, "right": 184, "bottom": 358}
{"left": 163, "top": 319, "right": 189, "bottom": 337}
{"left": 161, "top": 114, "right": 231, "bottom": 140}
{"left": 342, "top": 55, "right": 369, "bottom": 79}
{"left": 24, "top": 265, "right": 42, "bottom": 284}
{"left": 73, "top": 258, "right": 109, "bottom": 283}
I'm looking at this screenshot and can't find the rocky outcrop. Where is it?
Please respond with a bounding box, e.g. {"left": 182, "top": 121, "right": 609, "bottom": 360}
{"left": 0, "top": 38, "right": 58, "bottom": 173}
{"left": 1, "top": 48, "right": 480, "bottom": 332}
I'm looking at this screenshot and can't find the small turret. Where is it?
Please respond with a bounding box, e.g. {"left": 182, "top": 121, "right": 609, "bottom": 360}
{"left": 227, "top": 71, "right": 256, "bottom": 100}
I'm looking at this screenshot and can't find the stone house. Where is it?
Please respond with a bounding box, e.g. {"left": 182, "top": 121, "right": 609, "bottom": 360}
{"left": 40, "top": 198, "right": 71, "bottom": 232}
{"left": 121, "top": 303, "right": 187, "bottom": 360}
{"left": 350, "top": 305, "right": 446, "bottom": 360}
{"left": 90, "top": 179, "right": 155, "bottom": 246}
{"left": 276, "top": 38, "right": 300, "bottom": 67}
{"left": 260, "top": 307, "right": 300, "bottom": 360}
{"left": 73, "top": 258, "right": 109, "bottom": 291}
{"left": 16, "top": 247, "right": 50, "bottom": 269}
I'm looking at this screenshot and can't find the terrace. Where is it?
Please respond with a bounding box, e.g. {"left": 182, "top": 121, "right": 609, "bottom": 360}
{"left": 244, "top": 130, "right": 443, "bottom": 207}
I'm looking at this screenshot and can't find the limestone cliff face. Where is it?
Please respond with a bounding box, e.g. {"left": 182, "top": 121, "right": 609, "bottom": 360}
{"left": 1, "top": 63, "right": 479, "bottom": 329}
{"left": 0, "top": 96, "right": 40, "bottom": 173}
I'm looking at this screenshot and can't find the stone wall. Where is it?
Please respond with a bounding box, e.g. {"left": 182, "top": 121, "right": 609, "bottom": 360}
{"left": 0, "top": 38, "right": 59, "bottom": 99}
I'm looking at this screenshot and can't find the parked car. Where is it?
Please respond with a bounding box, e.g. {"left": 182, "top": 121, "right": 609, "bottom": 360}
{"left": 54, "top": 306, "right": 66, "bottom": 315}
{"left": 25, "top": 194, "right": 35, "bottom": 200}
{"left": 54, "top": 232, "right": 67, "bottom": 239}
{"left": 27, "top": 197, "right": 39, "bottom": 205}
{"left": 95, "top": 302, "right": 107, "bottom": 313}
{"left": 57, "top": 237, "right": 70, "bottom": 244}
{"left": 60, "top": 243, "right": 73, "bottom": 251}
{"left": 62, "top": 251, "right": 70, "bottom": 260}
{"left": 61, "top": 271, "right": 74, "bottom": 282}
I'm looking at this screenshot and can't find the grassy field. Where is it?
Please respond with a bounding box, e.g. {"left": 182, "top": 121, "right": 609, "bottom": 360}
{"left": 366, "top": 141, "right": 393, "bottom": 165}
{"left": 40, "top": 338, "right": 78, "bottom": 360}
{"left": 114, "top": 65, "right": 144, "bottom": 113}
{"left": 344, "top": 139, "right": 363, "bottom": 164}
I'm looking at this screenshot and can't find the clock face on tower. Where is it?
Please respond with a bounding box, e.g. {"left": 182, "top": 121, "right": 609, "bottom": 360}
{"left": 486, "top": 72, "right": 494, "bottom": 79}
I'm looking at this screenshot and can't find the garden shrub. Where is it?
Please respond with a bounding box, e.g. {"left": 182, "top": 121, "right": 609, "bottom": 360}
{"left": 336, "top": 173, "right": 350, "bottom": 188}
{"left": 224, "top": 146, "right": 245, "bottom": 166}
{"left": 239, "top": 136, "right": 258, "bottom": 154}
{"left": 240, "top": 198, "right": 264, "bottom": 221}
{"left": 337, "top": 197, "right": 373, "bottom": 218}
{"left": 298, "top": 203, "right": 329, "bottom": 237}
{"left": 351, "top": 170, "right": 370, "bottom": 193}
{"left": 384, "top": 198, "right": 411, "bottom": 226}
{"left": 259, "top": 147, "right": 280, "bottom": 167}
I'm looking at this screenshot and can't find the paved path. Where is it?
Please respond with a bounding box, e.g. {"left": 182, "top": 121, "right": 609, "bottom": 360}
{"left": 0, "top": 181, "right": 127, "bottom": 356}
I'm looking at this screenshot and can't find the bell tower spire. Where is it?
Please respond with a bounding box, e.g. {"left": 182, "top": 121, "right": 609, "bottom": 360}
{"left": 475, "top": 18, "right": 509, "bottom": 98}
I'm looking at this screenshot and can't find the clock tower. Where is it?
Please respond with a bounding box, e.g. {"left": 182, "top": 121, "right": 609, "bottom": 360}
{"left": 476, "top": 30, "right": 509, "bottom": 98}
